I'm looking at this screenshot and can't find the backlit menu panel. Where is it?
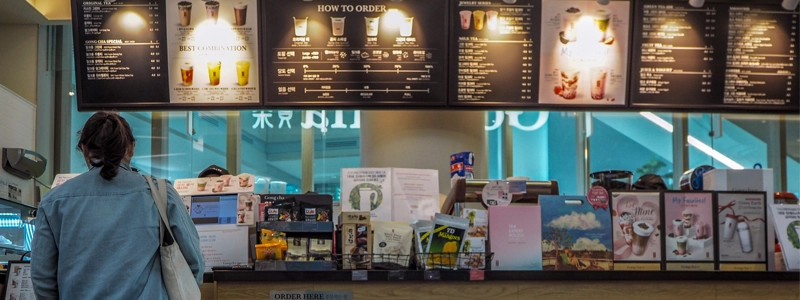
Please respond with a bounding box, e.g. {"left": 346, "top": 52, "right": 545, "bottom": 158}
{"left": 449, "top": 0, "right": 542, "bottom": 106}
{"left": 73, "top": 0, "right": 262, "bottom": 110}
{"left": 538, "top": 0, "right": 630, "bottom": 106}
{"left": 165, "top": 0, "right": 260, "bottom": 104}
{"left": 74, "top": 0, "right": 170, "bottom": 107}
{"left": 630, "top": 1, "right": 799, "bottom": 111}
{"left": 262, "top": 0, "right": 448, "bottom": 107}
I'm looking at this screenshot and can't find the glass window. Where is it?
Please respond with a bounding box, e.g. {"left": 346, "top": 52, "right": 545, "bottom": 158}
{"left": 591, "top": 112, "right": 674, "bottom": 188}
{"left": 68, "top": 97, "right": 153, "bottom": 174}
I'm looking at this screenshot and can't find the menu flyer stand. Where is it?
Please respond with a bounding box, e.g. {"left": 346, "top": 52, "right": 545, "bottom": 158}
{"left": 2, "top": 261, "right": 34, "bottom": 300}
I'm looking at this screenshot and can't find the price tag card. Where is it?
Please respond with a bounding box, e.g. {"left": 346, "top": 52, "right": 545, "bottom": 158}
{"left": 423, "top": 270, "right": 440, "bottom": 280}
{"left": 388, "top": 270, "right": 405, "bottom": 281}
{"left": 469, "top": 268, "right": 485, "bottom": 281}
{"left": 351, "top": 270, "right": 368, "bottom": 281}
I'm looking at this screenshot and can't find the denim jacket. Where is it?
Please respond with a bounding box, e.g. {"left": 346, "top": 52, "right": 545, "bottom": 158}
{"left": 31, "top": 163, "right": 204, "bottom": 300}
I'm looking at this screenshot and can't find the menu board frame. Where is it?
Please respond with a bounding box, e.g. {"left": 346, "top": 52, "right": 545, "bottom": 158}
{"left": 260, "top": 0, "right": 450, "bottom": 108}
{"left": 628, "top": 0, "right": 800, "bottom": 113}
{"left": 72, "top": 0, "right": 266, "bottom": 111}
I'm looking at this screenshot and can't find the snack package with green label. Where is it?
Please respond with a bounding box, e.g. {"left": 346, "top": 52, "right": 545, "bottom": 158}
{"left": 424, "top": 213, "right": 469, "bottom": 269}
{"left": 411, "top": 220, "right": 433, "bottom": 256}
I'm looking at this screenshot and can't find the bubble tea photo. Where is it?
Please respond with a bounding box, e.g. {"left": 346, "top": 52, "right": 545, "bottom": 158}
{"left": 178, "top": 1, "right": 192, "bottom": 26}
{"left": 205, "top": 1, "right": 220, "bottom": 24}
{"left": 207, "top": 61, "right": 221, "bottom": 85}
{"left": 180, "top": 62, "right": 193, "bottom": 86}
{"left": 233, "top": 2, "right": 247, "bottom": 26}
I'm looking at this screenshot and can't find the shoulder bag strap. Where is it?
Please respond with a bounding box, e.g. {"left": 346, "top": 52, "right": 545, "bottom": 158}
{"left": 144, "top": 175, "right": 176, "bottom": 246}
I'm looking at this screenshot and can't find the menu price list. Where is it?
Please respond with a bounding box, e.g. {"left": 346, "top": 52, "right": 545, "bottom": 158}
{"left": 263, "top": 0, "right": 448, "bottom": 106}
{"left": 449, "top": 0, "right": 542, "bottom": 106}
{"left": 723, "top": 6, "right": 798, "bottom": 106}
{"left": 630, "top": 1, "right": 799, "bottom": 111}
{"left": 73, "top": 0, "right": 170, "bottom": 107}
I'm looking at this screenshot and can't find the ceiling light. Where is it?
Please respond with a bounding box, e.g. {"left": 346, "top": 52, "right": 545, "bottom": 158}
{"left": 597, "top": 0, "right": 610, "bottom": 5}
{"left": 783, "top": 0, "right": 799, "bottom": 10}
{"left": 688, "top": 0, "right": 704, "bottom": 8}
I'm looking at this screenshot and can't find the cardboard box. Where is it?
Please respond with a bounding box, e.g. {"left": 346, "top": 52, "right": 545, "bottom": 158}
{"left": 341, "top": 212, "right": 371, "bottom": 269}
{"left": 703, "top": 169, "right": 776, "bottom": 270}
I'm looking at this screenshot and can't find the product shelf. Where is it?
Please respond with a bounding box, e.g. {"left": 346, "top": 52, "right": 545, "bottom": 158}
{"left": 212, "top": 269, "right": 799, "bottom": 282}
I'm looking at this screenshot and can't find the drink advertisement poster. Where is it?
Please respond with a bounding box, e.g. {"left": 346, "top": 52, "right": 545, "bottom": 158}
{"left": 663, "top": 192, "right": 715, "bottom": 263}
{"left": 717, "top": 192, "right": 767, "bottom": 265}
{"left": 166, "top": 0, "right": 260, "bottom": 104}
{"left": 538, "top": 0, "right": 629, "bottom": 105}
{"left": 769, "top": 204, "right": 800, "bottom": 271}
{"left": 612, "top": 192, "right": 661, "bottom": 264}
{"left": 341, "top": 168, "right": 392, "bottom": 222}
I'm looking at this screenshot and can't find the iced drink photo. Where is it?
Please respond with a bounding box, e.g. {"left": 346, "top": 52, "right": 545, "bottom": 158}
{"left": 473, "top": 10, "right": 486, "bottom": 31}
{"left": 632, "top": 221, "right": 654, "bottom": 256}
{"left": 213, "top": 180, "right": 224, "bottom": 193}
{"left": 399, "top": 17, "right": 413, "bottom": 37}
{"left": 676, "top": 236, "right": 688, "bottom": 255}
{"left": 178, "top": 1, "right": 192, "bottom": 26}
{"left": 590, "top": 68, "right": 607, "bottom": 100}
{"left": 236, "top": 60, "right": 250, "bottom": 86}
{"left": 197, "top": 179, "right": 208, "bottom": 191}
{"left": 594, "top": 8, "right": 611, "bottom": 42}
{"left": 180, "top": 62, "right": 193, "bottom": 86}
{"left": 619, "top": 212, "right": 635, "bottom": 245}
{"left": 294, "top": 17, "right": 308, "bottom": 36}
{"left": 560, "top": 70, "right": 579, "bottom": 99}
{"left": 459, "top": 10, "right": 472, "bottom": 30}
{"left": 486, "top": 11, "right": 499, "bottom": 31}
{"left": 207, "top": 61, "right": 221, "bottom": 86}
{"left": 205, "top": 1, "right": 220, "bottom": 25}
{"left": 331, "top": 17, "right": 346, "bottom": 36}
{"left": 673, "top": 219, "right": 683, "bottom": 236}
{"left": 239, "top": 174, "right": 251, "bottom": 187}
{"left": 234, "top": 2, "right": 247, "bottom": 26}
{"left": 563, "top": 7, "right": 581, "bottom": 42}
{"left": 365, "top": 17, "right": 380, "bottom": 37}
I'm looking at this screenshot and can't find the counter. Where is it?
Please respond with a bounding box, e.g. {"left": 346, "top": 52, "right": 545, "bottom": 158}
{"left": 211, "top": 270, "right": 799, "bottom": 300}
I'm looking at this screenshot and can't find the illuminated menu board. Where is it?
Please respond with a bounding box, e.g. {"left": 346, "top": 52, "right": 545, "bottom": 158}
{"left": 449, "top": 0, "right": 542, "bottom": 106}
{"left": 72, "top": 0, "right": 261, "bottom": 110}
{"left": 537, "top": 0, "right": 630, "bottom": 106}
{"left": 449, "top": 0, "right": 630, "bottom": 107}
{"left": 630, "top": 1, "right": 799, "bottom": 111}
{"left": 262, "top": 0, "right": 448, "bottom": 107}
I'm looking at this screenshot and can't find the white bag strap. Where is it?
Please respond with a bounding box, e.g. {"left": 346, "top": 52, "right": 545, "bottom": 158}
{"left": 144, "top": 175, "right": 176, "bottom": 246}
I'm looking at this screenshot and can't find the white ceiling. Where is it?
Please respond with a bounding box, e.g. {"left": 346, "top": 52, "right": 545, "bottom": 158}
{"left": 0, "top": 0, "right": 70, "bottom": 25}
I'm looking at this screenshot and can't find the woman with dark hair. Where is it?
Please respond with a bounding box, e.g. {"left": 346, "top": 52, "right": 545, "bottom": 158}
{"left": 31, "top": 112, "right": 204, "bottom": 299}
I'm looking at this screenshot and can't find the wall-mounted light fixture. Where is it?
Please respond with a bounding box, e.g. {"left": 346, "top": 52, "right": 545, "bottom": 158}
{"left": 688, "top": 0, "right": 704, "bottom": 8}
{"left": 783, "top": 0, "right": 799, "bottom": 11}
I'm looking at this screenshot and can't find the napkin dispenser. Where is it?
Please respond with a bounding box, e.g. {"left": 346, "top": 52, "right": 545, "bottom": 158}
{"left": 2, "top": 148, "right": 46, "bottom": 179}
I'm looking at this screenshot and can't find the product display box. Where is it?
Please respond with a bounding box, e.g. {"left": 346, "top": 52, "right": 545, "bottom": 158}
{"left": 716, "top": 192, "right": 768, "bottom": 271}
{"left": 460, "top": 208, "right": 488, "bottom": 269}
{"left": 702, "top": 168, "right": 776, "bottom": 270}
{"left": 340, "top": 212, "right": 371, "bottom": 269}
{"left": 662, "top": 192, "right": 716, "bottom": 271}
{"left": 611, "top": 192, "right": 662, "bottom": 271}
{"left": 540, "top": 195, "right": 613, "bottom": 271}
{"left": 489, "top": 205, "right": 542, "bottom": 270}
